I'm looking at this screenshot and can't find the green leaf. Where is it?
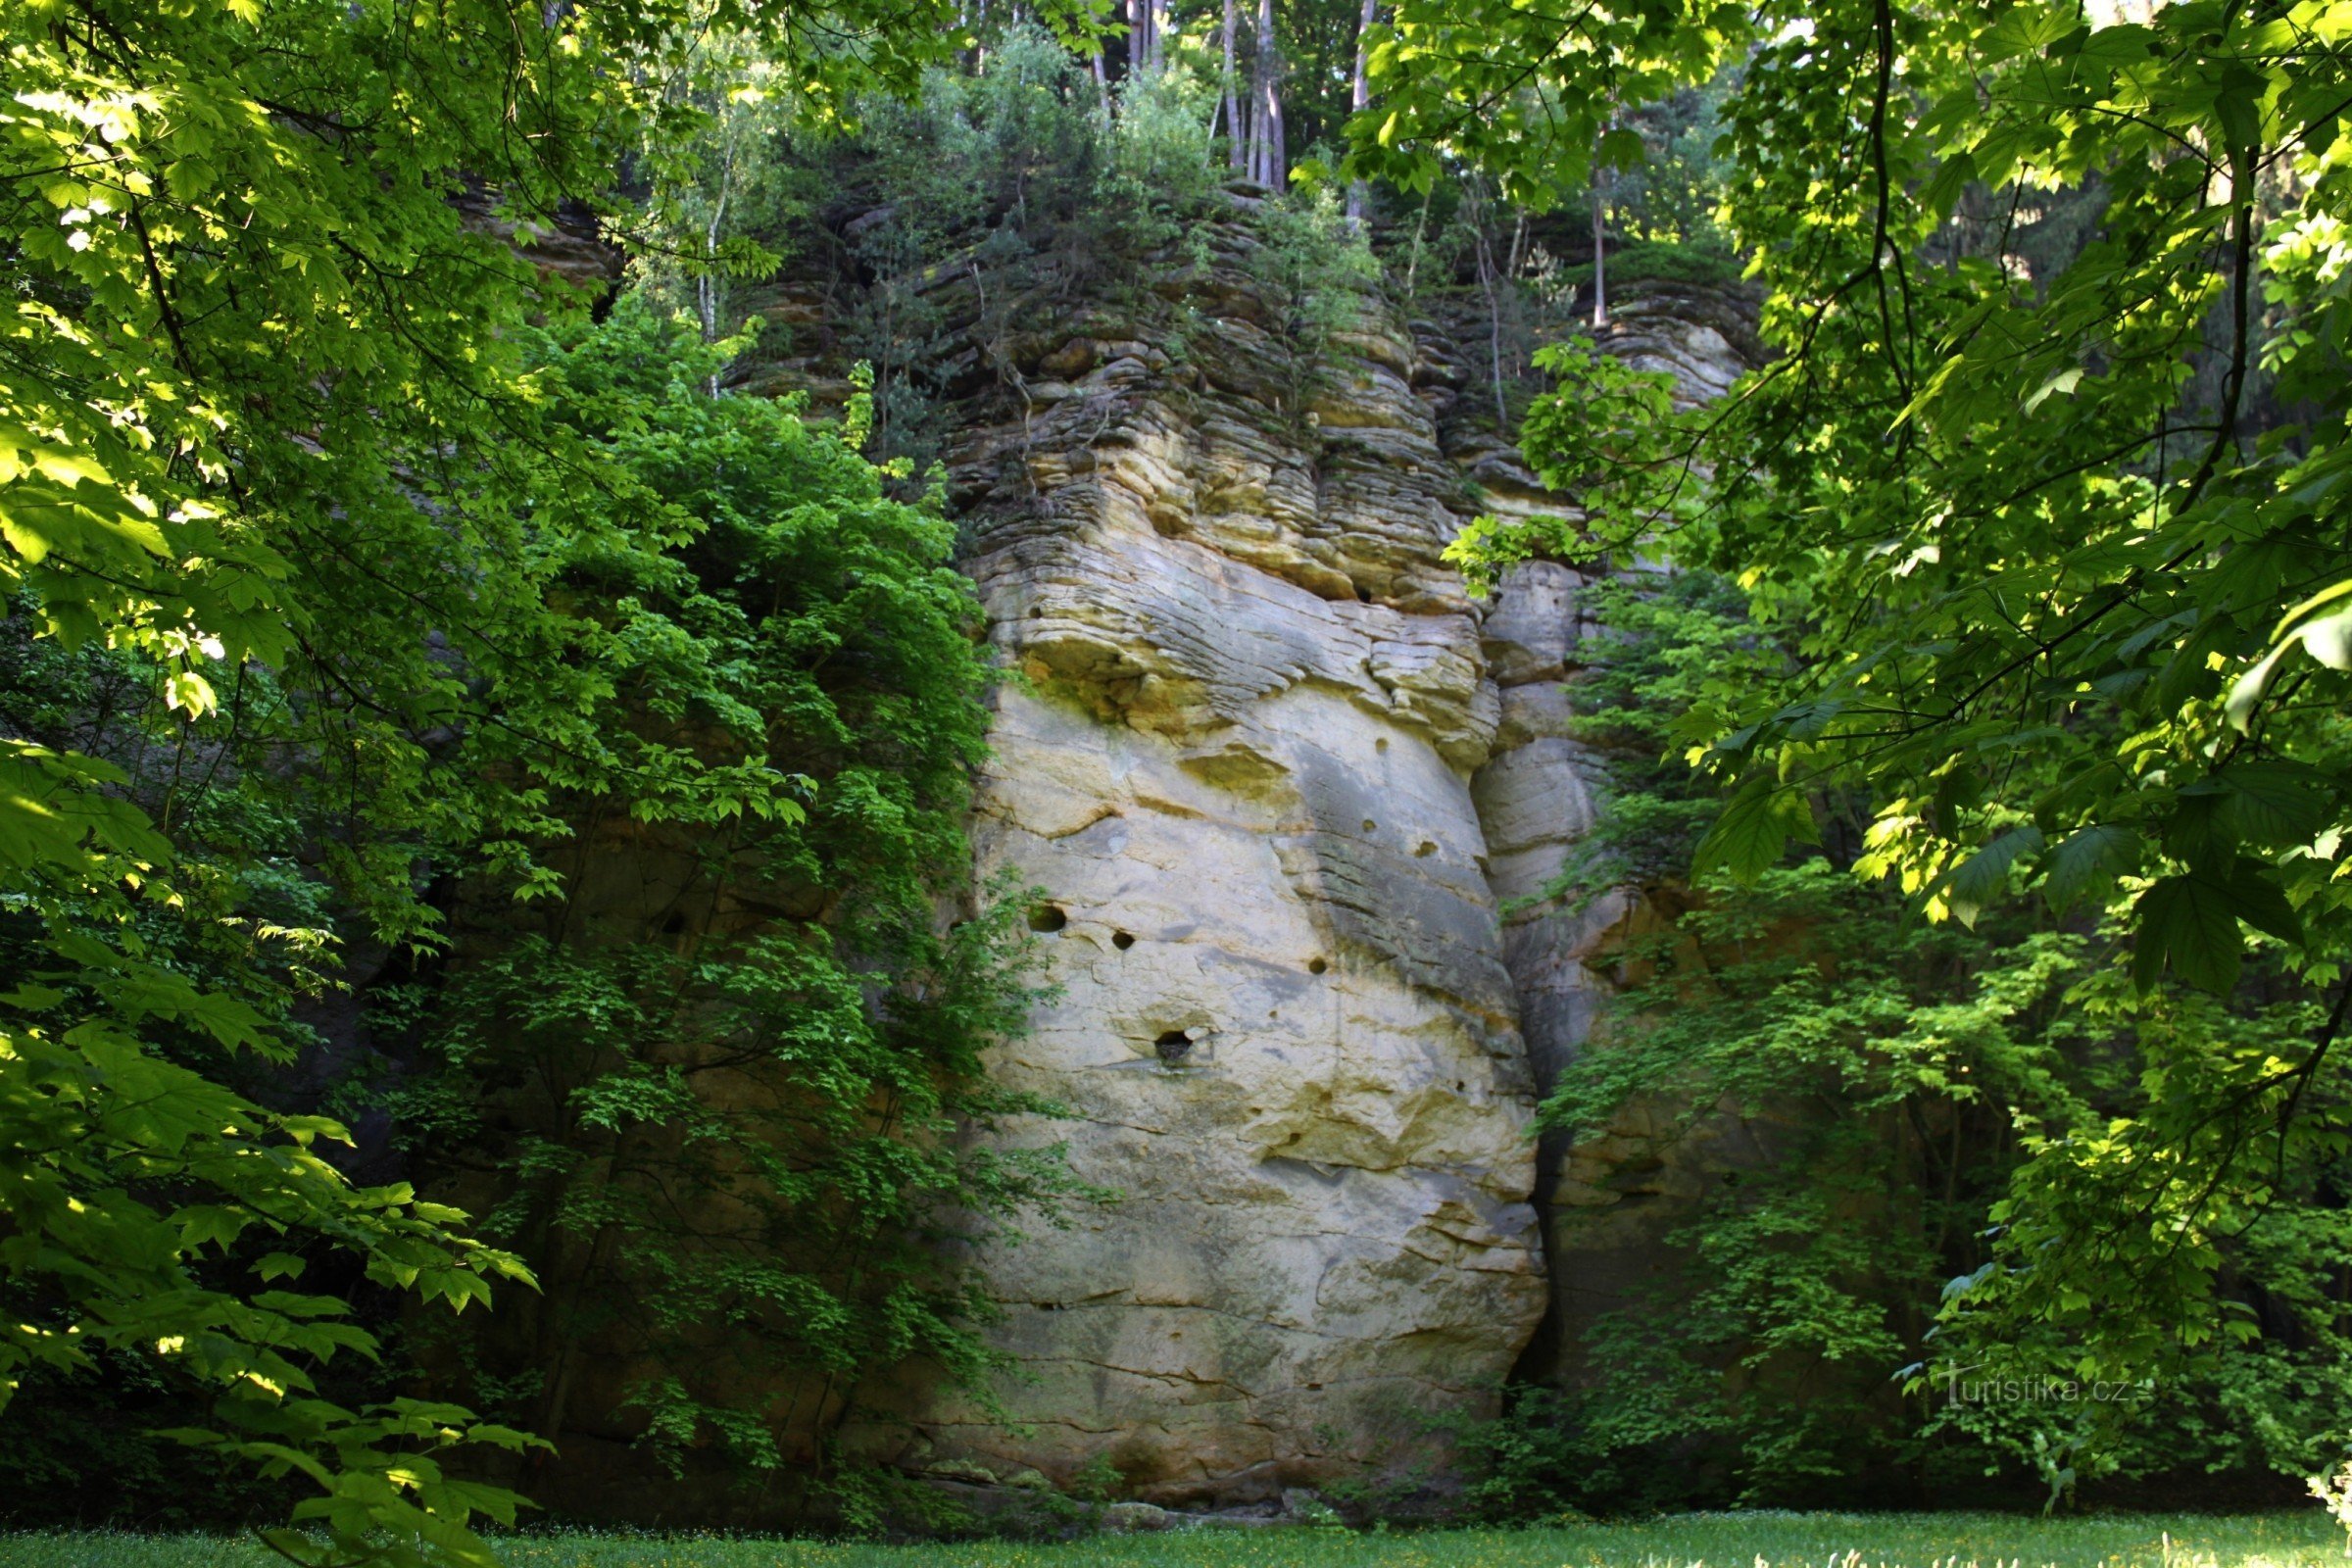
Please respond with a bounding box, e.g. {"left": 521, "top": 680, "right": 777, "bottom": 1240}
{"left": 1693, "top": 776, "right": 1819, "bottom": 882}
{"left": 2132, "top": 858, "right": 2300, "bottom": 993}
{"left": 2134, "top": 872, "right": 2246, "bottom": 994}
{"left": 1941, "top": 825, "right": 2044, "bottom": 926}
{"left": 1598, "top": 126, "right": 1648, "bottom": 171}
{"left": 2208, "top": 761, "right": 2332, "bottom": 846}
{"left": 2040, "top": 824, "right": 2139, "bottom": 908}
{"left": 2221, "top": 856, "right": 2304, "bottom": 948}
{"left": 2213, "top": 62, "right": 2267, "bottom": 156}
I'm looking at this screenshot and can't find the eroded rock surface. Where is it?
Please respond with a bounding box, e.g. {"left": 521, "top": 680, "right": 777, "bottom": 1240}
{"left": 776, "top": 215, "right": 1763, "bottom": 1501}
{"left": 869, "top": 203, "right": 1552, "bottom": 1506}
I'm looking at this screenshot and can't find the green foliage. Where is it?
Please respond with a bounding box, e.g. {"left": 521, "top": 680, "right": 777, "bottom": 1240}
{"left": 1543, "top": 863, "right": 2083, "bottom": 1506}
{"left": 1346, "top": 0, "right": 1747, "bottom": 209}
{"left": 1552, "top": 240, "right": 1744, "bottom": 296}
{"left": 1389, "top": 0, "right": 2352, "bottom": 1492}
{"left": 347, "top": 305, "right": 1099, "bottom": 1502}
{"left": 1240, "top": 186, "right": 1384, "bottom": 419}
{"left": 0, "top": 0, "right": 1087, "bottom": 1551}
{"left": 707, "top": 28, "right": 1229, "bottom": 468}
{"left": 1486, "top": 572, "right": 2352, "bottom": 1507}
{"left": 1446, "top": 347, "right": 1691, "bottom": 591}
{"left": 1415, "top": 1385, "right": 1589, "bottom": 1524}
{"left": 1604, "top": 79, "right": 1739, "bottom": 251}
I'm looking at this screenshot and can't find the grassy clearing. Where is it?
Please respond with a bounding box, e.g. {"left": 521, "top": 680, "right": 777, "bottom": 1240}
{"left": 0, "top": 1513, "right": 2343, "bottom": 1568}
{"left": 0, "top": 1513, "right": 2342, "bottom": 1560}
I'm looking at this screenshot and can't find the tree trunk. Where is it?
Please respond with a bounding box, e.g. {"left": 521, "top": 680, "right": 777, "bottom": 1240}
{"left": 698, "top": 128, "right": 735, "bottom": 397}
{"left": 1345, "top": 0, "right": 1377, "bottom": 223}
{"left": 1591, "top": 155, "right": 1609, "bottom": 329}
{"left": 1251, "top": 0, "right": 1283, "bottom": 189}
{"left": 1469, "top": 177, "right": 1508, "bottom": 432}
{"left": 1222, "top": 0, "right": 1244, "bottom": 171}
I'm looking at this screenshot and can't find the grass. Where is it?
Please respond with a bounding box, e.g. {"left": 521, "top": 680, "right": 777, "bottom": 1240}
{"left": 1, "top": 1513, "right": 2346, "bottom": 1568}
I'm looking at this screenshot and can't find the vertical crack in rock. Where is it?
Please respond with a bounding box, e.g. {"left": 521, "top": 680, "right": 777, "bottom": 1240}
{"left": 1460, "top": 282, "right": 1763, "bottom": 1392}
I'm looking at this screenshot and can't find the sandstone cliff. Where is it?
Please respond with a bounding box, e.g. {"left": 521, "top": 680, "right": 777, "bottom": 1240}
{"left": 744, "top": 202, "right": 1762, "bottom": 1507}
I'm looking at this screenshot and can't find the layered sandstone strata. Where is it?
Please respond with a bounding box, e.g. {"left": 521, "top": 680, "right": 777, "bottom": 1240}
{"left": 886, "top": 207, "right": 1550, "bottom": 1506}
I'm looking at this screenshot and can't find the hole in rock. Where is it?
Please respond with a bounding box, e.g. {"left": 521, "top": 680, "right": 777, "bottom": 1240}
{"left": 1308, "top": 957, "right": 1329, "bottom": 976}
{"left": 1028, "top": 905, "right": 1068, "bottom": 933}
{"left": 1112, "top": 931, "right": 1135, "bottom": 951}
{"left": 1354, "top": 585, "right": 1373, "bottom": 604}
{"left": 1360, "top": 818, "right": 1377, "bottom": 832}
{"left": 1153, "top": 1029, "right": 1194, "bottom": 1063}
{"left": 1375, "top": 737, "right": 1390, "bottom": 753}
{"left": 658, "top": 913, "right": 688, "bottom": 936}
{"left": 1414, "top": 841, "right": 1437, "bottom": 858}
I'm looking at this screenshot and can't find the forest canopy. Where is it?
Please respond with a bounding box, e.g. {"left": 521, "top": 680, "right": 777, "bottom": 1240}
{"left": 5, "top": 0, "right": 2352, "bottom": 1548}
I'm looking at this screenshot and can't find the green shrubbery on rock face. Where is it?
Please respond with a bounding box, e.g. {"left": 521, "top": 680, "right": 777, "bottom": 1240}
{"left": 657, "top": 27, "right": 1378, "bottom": 475}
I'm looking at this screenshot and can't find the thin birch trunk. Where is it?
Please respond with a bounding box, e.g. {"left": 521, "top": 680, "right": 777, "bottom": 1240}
{"left": 1221, "top": 0, "right": 1244, "bottom": 171}
{"left": 1252, "top": 0, "right": 1283, "bottom": 189}
{"left": 1345, "top": 0, "right": 1377, "bottom": 223}
{"left": 1591, "top": 153, "right": 1610, "bottom": 329}
{"left": 698, "top": 128, "right": 734, "bottom": 397}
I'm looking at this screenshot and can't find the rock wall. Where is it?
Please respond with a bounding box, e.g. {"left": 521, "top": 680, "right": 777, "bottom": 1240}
{"left": 873, "top": 206, "right": 1544, "bottom": 1508}
{"left": 820, "top": 206, "right": 1758, "bottom": 1505}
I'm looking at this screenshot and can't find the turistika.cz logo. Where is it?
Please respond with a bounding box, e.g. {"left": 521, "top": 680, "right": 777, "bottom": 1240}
{"left": 1937, "top": 1364, "right": 2155, "bottom": 1405}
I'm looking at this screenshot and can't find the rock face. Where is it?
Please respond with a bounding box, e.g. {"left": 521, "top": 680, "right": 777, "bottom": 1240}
{"left": 881, "top": 208, "right": 1549, "bottom": 1507}
{"left": 713, "top": 197, "right": 1765, "bottom": 1503}
{"left": 1461, "top": 284, "right": 1761, "bottom": 1386}
{"left": 847, "top": 211, "right": 1758, "bottom": 1500}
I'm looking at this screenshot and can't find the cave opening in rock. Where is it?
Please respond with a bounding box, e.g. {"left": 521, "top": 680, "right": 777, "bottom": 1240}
{"left": 1307, "top": 956, "right": 1328, "bottom": 975}
{"left": 1153, "top": 1029, "right": 1193, "bottom": 1062}
{"left": 1028, "top": 905, "right": 1068, "bottom": 932}
{"left": 1112, "top": 930, "right": 1135, "bottom": 950}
